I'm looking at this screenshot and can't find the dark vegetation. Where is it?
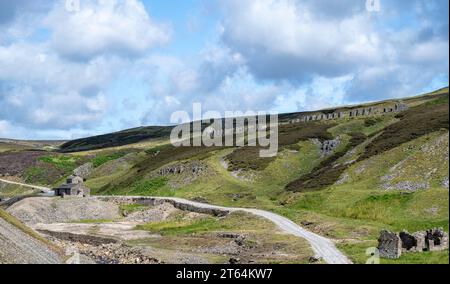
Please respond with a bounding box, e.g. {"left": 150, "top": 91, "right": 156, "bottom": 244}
{"left": 0, "top": 151, "right": 88, "bottom": 185}
{"left": 364, "top": 117, "right": 383, "bottom": 127}
{"left": 225, "top": 147, "right": 276, "bottom": 171}
{"left": 0, "top": 151, "right": 45, "bottom": 177}
{"left": 285, "top": 92, "right": 449, "bottom": 192}
{"left": 286, "top": 132, "right": 367, "bottom": 192}
{"left": 359, "top": 93, "right": 449, "bottom": 161}
{"left": 59, "top": 126, "right": 173, "bottom": 152}
{"left": 225, "top": 122, "right": 335, "bottom": 171}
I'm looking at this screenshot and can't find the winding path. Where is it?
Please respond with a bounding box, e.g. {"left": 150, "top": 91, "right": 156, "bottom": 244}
{"left": 0, "top": 179, "right": 351, "bottom": 264}
{"left": 0, "top": 178, "right": 52, "bottom": 194}
{"left": 99, "top": 196, "right": 352, "bottom": 264}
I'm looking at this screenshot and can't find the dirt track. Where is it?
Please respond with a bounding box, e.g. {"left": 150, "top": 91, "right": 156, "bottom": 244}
{"left": 97, "top": 196, "right": 352, "bottom": 264}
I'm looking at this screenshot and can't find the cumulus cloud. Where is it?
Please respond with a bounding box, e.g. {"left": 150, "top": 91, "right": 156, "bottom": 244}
{"left": 0, "top": 41, "right": 119, "bottom": 132}
{"left": 0, "top": 0, "right": 448, "bottom": 139}
{"left": 219, "top": 0, "right": 449, "bottom": 101}
{"left": 138, "top": 46, "right": 281, "bottom": 125}
{"left": 220, "top": 0, "right": 381, "bottom": 81}
{"left": 44, "top": 0, "right": 171, "bottom": 60}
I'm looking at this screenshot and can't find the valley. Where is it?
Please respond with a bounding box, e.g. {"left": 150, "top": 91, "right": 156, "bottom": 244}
{"left": 1, "top": 88, "right": 449, "bottom": 264}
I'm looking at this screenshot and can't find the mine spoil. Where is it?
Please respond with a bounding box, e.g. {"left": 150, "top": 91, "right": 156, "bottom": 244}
{"left": 0, "top": 217, "right": 61, "bottom": 264}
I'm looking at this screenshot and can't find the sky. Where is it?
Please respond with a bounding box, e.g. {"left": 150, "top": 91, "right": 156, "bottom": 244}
{"left": 0, "top": 0, "right": 448, "bottom": 140}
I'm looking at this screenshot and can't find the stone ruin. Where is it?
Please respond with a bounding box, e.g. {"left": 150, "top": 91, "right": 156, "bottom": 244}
{"left": 158, "top": 162, "right": 205, "bottom": 176}
{"left": 288, "top": 103, "right": 408, "bottom": 124}
{"left": 318, "top": 138, "right": 340, "bottom": 156}
{"left": 378, "top": 228, "right": 448, "bottom": 259}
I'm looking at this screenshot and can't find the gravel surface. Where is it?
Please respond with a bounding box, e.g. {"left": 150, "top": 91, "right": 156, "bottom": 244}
{"left": 8, "top": 197, "right": 121, "bottom": 225}
{"left": 0, "top": 217, "right": 61, "bottom": 264}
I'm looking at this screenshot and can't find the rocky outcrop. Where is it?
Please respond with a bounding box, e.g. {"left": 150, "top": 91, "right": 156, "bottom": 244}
{"left": 320, "top": 138, "right": 340, "bottom": 155}
{"left": 73, "top": 163, "right": 94, "bottom": 179}
{"left": 378, "top": 228, "right": 449, "bottom": 259}
{"left": 158, "top": 161, "right": 205, "bottom": 176}
{"left": 382, "top": 181, "right": 430, "bottom": 191}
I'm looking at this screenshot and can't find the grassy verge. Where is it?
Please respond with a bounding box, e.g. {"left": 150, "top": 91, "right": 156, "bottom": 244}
{"left": 337, "top": 241, "right": 449, "bottom": 264}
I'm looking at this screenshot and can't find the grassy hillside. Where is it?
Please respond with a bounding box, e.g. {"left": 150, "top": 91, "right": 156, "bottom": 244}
{"left": 59, "top": 126, "right": 173, "bottom": 152}
{"left": 1, "top": 87, "right": 448, "bottom": 264}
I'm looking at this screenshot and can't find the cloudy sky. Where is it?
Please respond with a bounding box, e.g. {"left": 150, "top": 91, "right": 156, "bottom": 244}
{"left": 0, "top": 0, "right": 448, "bottom": 140}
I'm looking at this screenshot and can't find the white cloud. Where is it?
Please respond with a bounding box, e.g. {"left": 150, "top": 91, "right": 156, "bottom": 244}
{"left": 44, "top": 0, "right": 171, "bottom": 60}
{"left": 0, "top": 120, "right": 12, "bottom": 137}
{"left": 0, "top": 42, "right": 117, "bottom": 130}
{"left": 219, "top": 0, "right": 449, "bottom": 101}
{"left": 220, "top": 0, "right": 382, "bottom": 81}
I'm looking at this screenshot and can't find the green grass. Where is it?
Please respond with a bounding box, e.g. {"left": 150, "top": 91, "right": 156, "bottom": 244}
{"left": 92, "top": 152, "right": 128, "bottom": 168}
{"left": 106, "top": 177, "right": 171, "bottom": 196}
{"left": 39, "top": 155, "right": 80, "bottom": 171}
{"left": 136, "top": 211, "right": 278, "bottom": 236}
{"left": 145, "top": 144, "right": 171, "bottom": 155}
{"left": 286, "top": 132, "right": 366, "bottom": 192}
{"left": 24, "top": 166, "right": 48, "bottom": 184}
{"left": 338, "top": 241, "right": 449, "bottom": 264}
{"left": 137, "top": 217, "right": 224, "bottom": 236}
{"left": 72, "top": 88, "right": 449, "bottom": 264}
{"left": 0, "top": 183, "right": 35, "bottom": 197}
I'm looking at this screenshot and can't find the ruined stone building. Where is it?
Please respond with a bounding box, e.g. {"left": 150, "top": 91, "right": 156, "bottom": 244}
{"left": 288, "top": 102, "right": 408, "bottom": 124}
{"left": 378, "top": 228, "right": 449, "bottom": 259}
{"left": 53, "top": 174, "right": 91, "bottom": 198}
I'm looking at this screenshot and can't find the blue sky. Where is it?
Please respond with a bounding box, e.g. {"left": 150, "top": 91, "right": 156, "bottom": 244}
{"left": 0, "top": 0, "right": 448, "bottom": 140}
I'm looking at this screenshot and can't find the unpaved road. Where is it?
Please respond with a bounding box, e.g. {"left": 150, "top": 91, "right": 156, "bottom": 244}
{"left": 0, "top": 178, "right": 351, "bottom": 264}
{"left": 0, "top": 217, "right": 61, "bottom": 264}
{"left": 99, "top": 196, "right": 352, "bottom": 264}
{"left": 0, "top": 178, "right": 52, "bottom": 194}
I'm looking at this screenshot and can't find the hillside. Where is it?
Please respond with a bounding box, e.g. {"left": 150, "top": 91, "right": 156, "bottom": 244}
{"left": 0, "top": 87, "right": 448, "bottom": 264}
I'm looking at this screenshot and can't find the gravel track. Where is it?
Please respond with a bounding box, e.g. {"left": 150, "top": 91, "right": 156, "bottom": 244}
{"left": 0, "top": 178, "right": 352, "bottom": 264}
{"left": 98, "top": 196, "right": 352, "bottom": 264}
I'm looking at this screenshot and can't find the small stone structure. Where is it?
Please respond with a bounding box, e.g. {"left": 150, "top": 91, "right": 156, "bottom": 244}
{"left": 53, "top": 174, "right": 91, "bottom": 198}
{"left": 378, "top": 228, "right": 448, "bottom": 259}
